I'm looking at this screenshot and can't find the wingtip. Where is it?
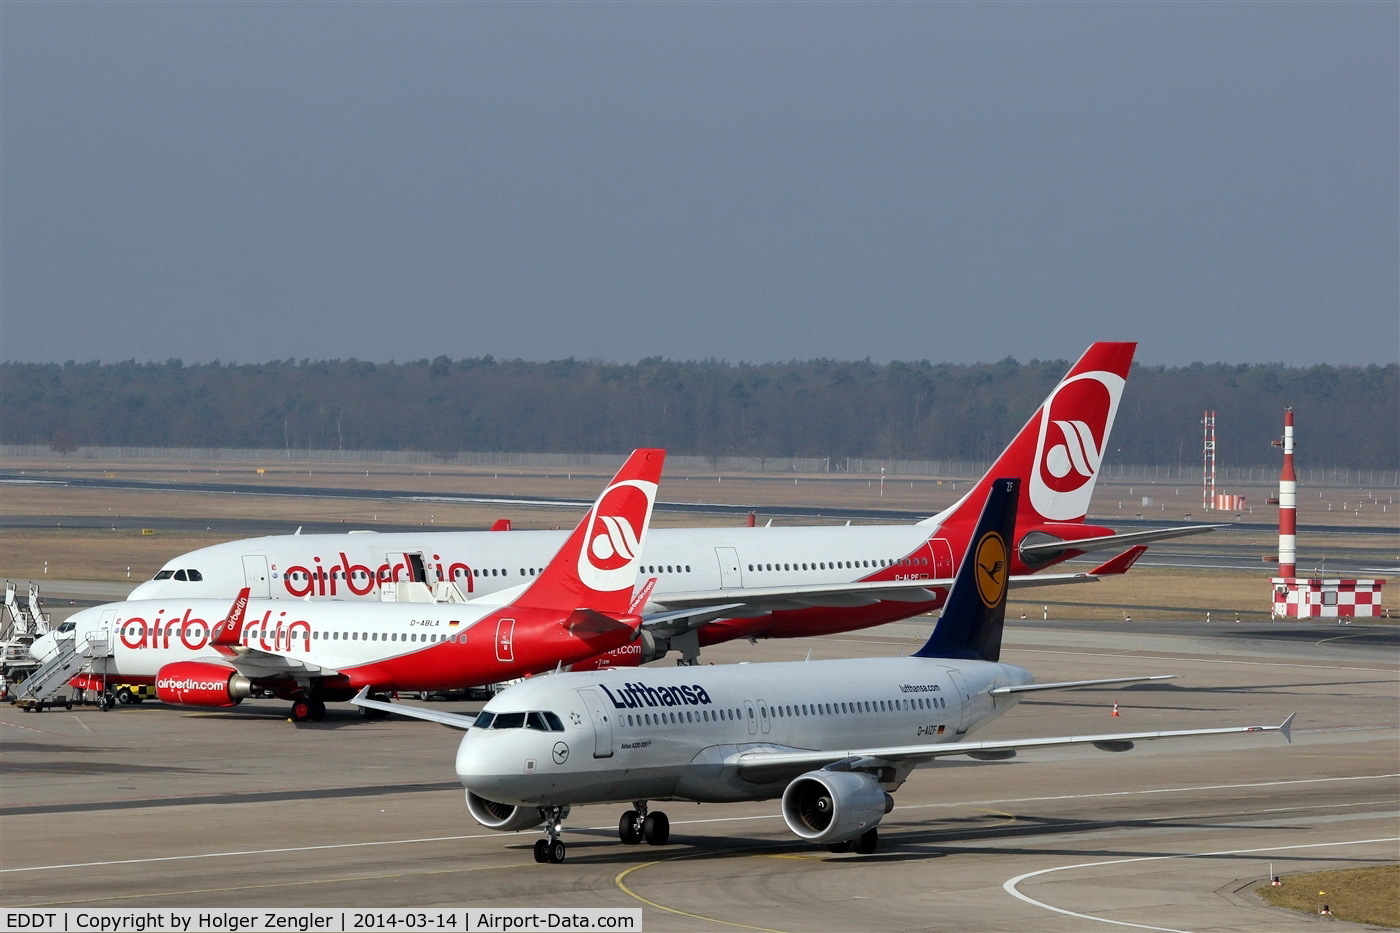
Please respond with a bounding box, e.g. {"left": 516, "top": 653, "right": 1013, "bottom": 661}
{"left": 1279, "top": 712, "right": 1296, "bottom": 744}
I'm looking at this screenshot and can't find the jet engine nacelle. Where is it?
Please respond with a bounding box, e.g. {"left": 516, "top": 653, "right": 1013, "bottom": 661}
{"left": 780, "top": 770, "right": 891, "bottom": 844}
{"left": 155, "top": 661, "right": 253, "bottom": 707}
{"left": 465, "top": 790, "right": 546, "bottom": 833}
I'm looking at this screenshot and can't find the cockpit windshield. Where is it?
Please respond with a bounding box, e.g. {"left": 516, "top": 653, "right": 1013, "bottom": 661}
{"left": 472, "top": 710, "right": 565, "bottom": 732}
{"left": 151, "top": 569, "right": 204, "bottom": 582}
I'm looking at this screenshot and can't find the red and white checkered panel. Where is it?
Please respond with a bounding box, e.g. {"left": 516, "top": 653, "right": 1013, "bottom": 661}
{"left": 1271, "top": 579, "right": 1387, "bottom": 618}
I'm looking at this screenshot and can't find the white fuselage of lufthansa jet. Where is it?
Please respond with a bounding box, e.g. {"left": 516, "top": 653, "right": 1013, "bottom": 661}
{"left": 455, "top": 657, "right": 1033, "bottom": 807}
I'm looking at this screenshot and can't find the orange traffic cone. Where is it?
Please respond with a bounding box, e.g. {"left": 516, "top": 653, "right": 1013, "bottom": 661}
{"left": 1111, "top": 701, "right": 1120, "bottom": 717}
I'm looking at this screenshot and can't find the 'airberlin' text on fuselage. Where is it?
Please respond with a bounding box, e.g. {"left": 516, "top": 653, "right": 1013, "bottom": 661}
{"left": 280, "top": 552, "right": 474, "bottom": 597}
{"left": 118, "top": 609, "right": 312, "bottom": 653}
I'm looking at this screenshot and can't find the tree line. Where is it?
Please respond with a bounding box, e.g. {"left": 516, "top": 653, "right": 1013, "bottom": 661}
{"left": 2, "top": 356, "right": 1395, "bottom": 470}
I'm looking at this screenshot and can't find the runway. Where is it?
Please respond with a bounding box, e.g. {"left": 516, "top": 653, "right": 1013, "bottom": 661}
{"left": 2, "top": 617, "right": 1395, "bottom": 931}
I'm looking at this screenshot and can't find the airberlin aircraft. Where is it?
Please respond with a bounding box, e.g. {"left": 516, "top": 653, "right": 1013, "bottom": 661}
{"left": 31, "top": 450, "right": 667, "bottom": 721}
{"left": 121, "top": 343, "right": 1217, "bottom": 664}
{"left": 355, "top": 478, "right": 1290, "bottom": 864}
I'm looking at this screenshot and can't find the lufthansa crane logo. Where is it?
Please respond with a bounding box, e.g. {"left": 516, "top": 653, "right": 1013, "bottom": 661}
{"left": 552, "top": 742, "right": 570, "bottom": 765}
{"left": 974, "top": 531, "right": 1008, "bottom": 609}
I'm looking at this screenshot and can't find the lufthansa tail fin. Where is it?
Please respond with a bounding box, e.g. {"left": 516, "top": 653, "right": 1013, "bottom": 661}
{"left": 921, "top": 342, "right": 1134, "bottom": 530}
{"left": 914, "top": 479, "right": 1017, "bottom": 662}
{"left": 515, "top": 449, "right": 664, "bottom": 616}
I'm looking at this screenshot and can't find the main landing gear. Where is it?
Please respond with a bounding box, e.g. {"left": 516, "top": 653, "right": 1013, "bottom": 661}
{"left": 533, "top": 806, "right": 570, "bottom": 864}
{"left": 618, "top": 802, "right": 669, "bottom": 846}
{"left": 289, "top": 697, "right": 326, "bottom": 722}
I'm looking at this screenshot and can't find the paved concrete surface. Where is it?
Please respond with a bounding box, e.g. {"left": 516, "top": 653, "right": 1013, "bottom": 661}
{"left": 2, "top": 619, "right": 1396, "bottom": 932}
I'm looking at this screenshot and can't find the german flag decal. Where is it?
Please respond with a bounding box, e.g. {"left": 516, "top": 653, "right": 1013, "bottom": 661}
{"left": 974, "top": 531, "right": 1008, "bottom": 609}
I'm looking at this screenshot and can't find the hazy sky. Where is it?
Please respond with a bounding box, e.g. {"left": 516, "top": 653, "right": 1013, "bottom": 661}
{"left": 3, "top": 2, "right": 1396, "bottom": 367}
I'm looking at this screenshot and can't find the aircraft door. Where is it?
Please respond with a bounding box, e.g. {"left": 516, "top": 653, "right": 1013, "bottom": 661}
{"left": 947, "top": 670, "right": 973, "bottom": 735}
{"left": 88, "top": 608, "right": 117, "bottom": 675}
{"left": 384, "top": 552, "right": 427, "bottom": 584}
{"left": 757, "top": 699, "right": 771, "bottom": 735}
{"left": 744, "top": 699, "right": 758, "bottom": 735}
{"left": 927, "top": 539, "right": 954, "bottom": 579}
{"left": 495, "top": 618, "right": 515, "bottom": 662}
{"left": 95, "top": 608, "right": 116, "bottom": 661}
{"left": 576, "top": 687, "right": 615, "bottom": 758}
{"left": 715, "top": 548, "right": 742, "bottom": 589}
{"left": 241, "top": 555, "right": 271, "bottom": 598}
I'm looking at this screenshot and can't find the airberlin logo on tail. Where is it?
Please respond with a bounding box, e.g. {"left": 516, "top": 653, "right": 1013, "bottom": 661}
{"left": 1045, "top": 420, "right": 1101, "bottom": 481}
{"left": 1030, "top": 371, "right": 1124, "bottom": 522}
{"left": 577, "top": 480, "right": 657, "bottom": 592}
{"left": 590, "top": 511, "right": 642, "bottom": 570}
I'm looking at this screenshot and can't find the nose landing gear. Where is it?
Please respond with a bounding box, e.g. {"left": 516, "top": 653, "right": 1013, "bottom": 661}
{"left": 533, "top": 806, "right": 571, "bottom": 864}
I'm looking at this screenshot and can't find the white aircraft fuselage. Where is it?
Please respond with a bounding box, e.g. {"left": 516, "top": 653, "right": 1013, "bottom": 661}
{"left": 457, "top": 657, "right": 1031, "bottom": 808}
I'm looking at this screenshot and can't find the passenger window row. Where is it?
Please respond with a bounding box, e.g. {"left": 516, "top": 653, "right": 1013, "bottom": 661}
{"left": 746, "top": 557, "right": 931, "bottom": 572}
{"left": 618, "top": 695, "right": 947, "bottom": 728}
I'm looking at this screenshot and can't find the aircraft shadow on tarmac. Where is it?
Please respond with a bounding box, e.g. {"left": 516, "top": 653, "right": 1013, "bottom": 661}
{"left": 490, "top": 809, "right": 1304, "bottom": 868}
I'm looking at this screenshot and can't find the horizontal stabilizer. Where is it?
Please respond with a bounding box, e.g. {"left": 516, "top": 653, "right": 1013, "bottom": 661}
{"left": 563, "top": 609, "right": 638, "bottom": 638}
{"left": 1089, "top": 545, "right": 1149, "bottom": 576}
{"left": 991, "top": 674, "right": 1178, "bottom": 695}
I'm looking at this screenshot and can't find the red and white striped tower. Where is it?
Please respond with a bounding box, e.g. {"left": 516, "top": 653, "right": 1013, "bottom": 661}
{"left": 1202, "top": 411, "right": 1217, "bottom": 510}
{"left": 1277, "top": 407, "right": 1297, "bottom": 579}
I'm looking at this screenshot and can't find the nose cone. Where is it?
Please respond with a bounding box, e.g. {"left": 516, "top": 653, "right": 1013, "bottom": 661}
{"left": 29, "top": 632, "right": 60, "bottom": 662}
{"left": 127, "top": 580, "right": 165, "bottom": 599}
{"left": 454, "top": 731, "right": 538, "bottom": 803}
{"left": 455, "top": 732, "right": 493, "bottom": 785}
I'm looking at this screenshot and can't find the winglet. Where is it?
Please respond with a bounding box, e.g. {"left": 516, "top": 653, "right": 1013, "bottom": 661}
{"left": 1279, "top": 712, "right": 1295, "bottom": 744}
{"left": 629, "top": 576, "right": 659, "bottom": 614}
{"left": 516, "top": 449, "right": 664, "bottom": 615}
{"left": 209, "top": 587, "right": 252, "bottom": 648}
{"left": 1089, "top": 545, "right": 1149, "bottom": 576}
{"left": 915, "top": 478, "right": 1018, "bottom": 662}
{"left": 490, "top": 519, "right": 512, "bottom": 532}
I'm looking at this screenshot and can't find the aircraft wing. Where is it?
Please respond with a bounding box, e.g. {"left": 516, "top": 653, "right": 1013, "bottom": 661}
{"left": 349, "top": 687, "right": 477, "bottom": 730}
{"left": 639, "top": 572, "right": 1104, "bottom": 638}
{"left": 733, "top": 713, "right": 1293, "bottom": 784}
{"left": 650, "top": 571, "right": 1108, "bottom": 612}
{"left": 196, "top": 648, "right": 338, "bottom": 680}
